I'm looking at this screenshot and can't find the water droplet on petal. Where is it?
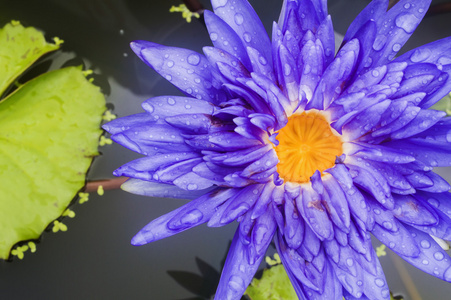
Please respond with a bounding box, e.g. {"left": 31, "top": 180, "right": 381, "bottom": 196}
{"left": 243, "top": 32, "right": 252, "bottom": 43}
{"left": 422, "top": 259, "right": 429, "bottom": 265}
{"left": 375, "top": 278, "right": 385, "bottom": 287}
{"left": 346, "top": 258, "right": 354, "bottom": 266}
{"left": 284, "top": 64, "right": 292, "bottom": 76}
{"left": 187, "top": 183, "right": 198, "bottom": 190}
{"left": 167, "top": 97, "right": 176, "bottom": 105}
{"left": 165, "top": 75, "right": 172, "bottom": 81}
{"left": 393, "top": 43, "right": 402, "bottom": 52}
{"left": 434, "top": 252, "right": 445, "bottom": 261}
{"left": 383, "top": 221, "right": 393, "bottom": 230}
{"left": 234, "top": 13, "right": 244, "bottom": 25}
{"left": 167, "top": 60, "right": 174, "bottom": 68}
{"left": 395, "top": 13, "right": 416, "bottom": 33}
{"left": 228, "top": 275, "right": 245, "bottom": 292}
{"left": 373, "top": 35, "right": 387, "bottom": 51}
{"left": 180, "top": 209, "right": 203, "bottom": 225}
{"left": 421, "top": 240, "right": 431, "bottom": 249}
{"left": 210, "top": 32, "right": 218, "bottom": 41}
{"left": 187, "top": 53, "right": 201, "bottom": 66}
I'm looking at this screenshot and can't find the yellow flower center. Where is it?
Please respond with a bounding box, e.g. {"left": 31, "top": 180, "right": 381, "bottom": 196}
{"left": 275, "top": 110, "right": 343, "bottom": 184}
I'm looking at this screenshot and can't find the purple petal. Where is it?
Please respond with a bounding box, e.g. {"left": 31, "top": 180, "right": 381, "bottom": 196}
{"left": 349, "top": 142, "right": 415, "bottom": 164}
{"left": 204, "top": 10, "right": 252, "bottom": 70}
{"left": 278, "top": 43, "right": 300, "bottom": 102}
{"left": 102, "top": 112, "right": 154, "bottom": 135}
{"left": 214, "top": 227, "right": 272, "bottom": 300}
{"left": 111, "top": 124, "right": 192, "bottom": 155}
{"left": 275, "top": 232, "right": 320, "bottom": 292}
{"left": 240, "top": 148, "right": 278, "bottom": 178}
{"left": 114, "top": 152, "right": 200, "bottom": 180}
{"left": 211, "top": 0, "right": 272, "bottom": 73}
{"left": 173, "top": 171, "right": 215, "bottom": 191}
{"left": 208, "top": 185, "right": 263, "bottom": 227}
{"left": 283, "top": 195, "right": 305, "bottom": 249}
{"left": 131, "top": 40, "right": 225, "bottom": 104}
{"left": 394, "top": 36, "right": 451, "bottom": 108}
{"left": 247, "top": 46, "right": 275, "bottom": 82}
{"left": 393, "top": 194, "right": 438, "bottom": 225}
{"left": 308, "top": 38, "right": 360, "bottom": 110}
{"left": 142, "top": 95, "right": 215, "bottom": 118}
{"left": 130, "top": 188, "right": 232, "bottom": 245}
{"left": 296, "top": 185, "right": 334, "bottom": 241}
{"left": 343, "top": 0, "right": 388, "bottom": 44}
{"left": 385, "top": 138, "right": 451, "bottom": 167}
{"left": 342, "top": 99, "right": 391, "bottom": 141}
{"left": 327, "top": 164, "right": 372, "bottom": 230}
{"left": 122, "top": 179, "right": 213, "bottom": 200}
{"left": 399, "top": 225, "right": 451, "bottom": 282}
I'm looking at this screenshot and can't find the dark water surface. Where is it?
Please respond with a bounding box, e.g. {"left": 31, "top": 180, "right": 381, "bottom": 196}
{"left": 0, "top": 0, "right": 450, "bottom": 299}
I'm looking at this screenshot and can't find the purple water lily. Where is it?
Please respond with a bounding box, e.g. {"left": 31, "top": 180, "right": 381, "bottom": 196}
{"left": 104, "top": 0, "right": 451, "bottom": 299}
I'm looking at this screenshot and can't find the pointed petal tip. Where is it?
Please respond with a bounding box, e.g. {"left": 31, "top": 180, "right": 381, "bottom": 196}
{"left": 131, "top": 230, "right": 153, "bottom": 246}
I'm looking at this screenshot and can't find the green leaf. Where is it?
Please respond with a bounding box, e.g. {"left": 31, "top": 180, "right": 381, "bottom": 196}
{"left": 431, "top": 92, "right": 451, "bottom": 116}
{"left": 0, "top": 66, "right": 105, "bottom": 259}
{"left": 245, "top": 264, "right": 297, "bottom": 300}
{"left": 0, "top": 21, "right": 59, "bottom": 97}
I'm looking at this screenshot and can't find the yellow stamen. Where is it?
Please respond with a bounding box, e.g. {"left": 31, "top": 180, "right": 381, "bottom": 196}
{"left": 275, "top": 110, "right": 343, "bottom": 184}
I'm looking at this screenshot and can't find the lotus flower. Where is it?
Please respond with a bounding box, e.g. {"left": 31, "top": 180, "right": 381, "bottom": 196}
{"left": 104, "top": 0, "right": 451, "bottom": 299}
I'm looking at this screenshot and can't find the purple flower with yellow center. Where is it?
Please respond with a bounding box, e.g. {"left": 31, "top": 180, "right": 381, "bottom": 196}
{"left": 104, "top": 0, "right": 451, "bottom": 299}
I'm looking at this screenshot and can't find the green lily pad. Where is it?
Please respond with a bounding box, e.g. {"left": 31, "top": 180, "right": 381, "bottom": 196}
{"left": 431, "top": 92, "right": 451, "bottom": 116}
{"left": 245, "top": 263, "right": 297, "bottom": 300}
{"left": 0, "top": 64, "right": 105, "bottom": 258}
{"left": 0, "top": 21, "right": 59, "bottom": 97}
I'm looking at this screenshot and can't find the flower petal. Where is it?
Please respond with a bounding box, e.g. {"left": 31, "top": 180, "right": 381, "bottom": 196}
{"left": 214, "top": 226, "right": 273, "bottom": 300}
{"left": 211, "top": 0, "right": 272, "bottom": 72}
{"left": 130, "top": 188, "right": 232, "bottom": 245}
{"left": 131, "top": 40, "right": 225, "bottom": 104}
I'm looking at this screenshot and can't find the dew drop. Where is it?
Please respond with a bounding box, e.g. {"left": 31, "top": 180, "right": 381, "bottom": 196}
{"left": 187, "top": 53, "right": 201, "bottom": 66}
{"left": 143, "top": 103, "right": 154, "bottom": 113}
{"left": 185, "top": 104, "right": 192, "bottom": 109}
{"left": 372, "top": 69, "right": 380, "bottom": 77}
{"left": 167, "top": 97, "right": 176, "bottom": 105}
{"left": 375, "top": 278, "right": 385, "bottom": 287}
{"left": 383, "top": 221, "right": 393, "bottom": 230}
{"left": 180, "top": 209, "right": 203, "bottom": 225}
{"left": 187, "top": 183, "right": 198, "bottom": 190}
{"left": 234, "top": 13, "right": 244, "bottom": 25}
{"left": 422, "top": 259, "right": 429, "bottom": 265}
{"left": 357, "top": 280, "right": 363, "bottom": 286}
{"left": 243, "top": 32, "right": 252, "bottom": 43}
{"left": 228, "top": 275, "right": 245, "bottom": 291}
{"left": 434, "top": 252, "right": 445, "bottom": 261}
{"left": 420, "top": 240, "right": 431, "bottom": 249}
{"left": 284, "top": 63, "right": 292, "bottom": 76}
{"left": 410, "top": 48, "right": 431, "bottom": 62}
{"left": 395, "top": 13, "right": 416, "bottom": 33}
{"left": 373, "top": 35, "right": 387, "bottom": 51}
{"left": 210, "top": 32, "right": 218, "bottom": 41}
{"left": 404, "top": 3, "right": 411, "bottom": 9}
{"left": 215, "top": 0, "right": 228, "bottom": 7}
{"left": 165, "top": 74, "right": 172, "bottom": 81}
{"left": 346, "top": 258, "right": 354, "bottom": 266}
{"left": 167, "top": 60, "right": 174, "bottom": 68}
{"left": 393, "top": 43, "right": 402, "bottom": 52}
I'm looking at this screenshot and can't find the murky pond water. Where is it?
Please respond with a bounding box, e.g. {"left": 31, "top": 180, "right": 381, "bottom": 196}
{"left": 0, "top": 0, "right": 450, "bottom": 299}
